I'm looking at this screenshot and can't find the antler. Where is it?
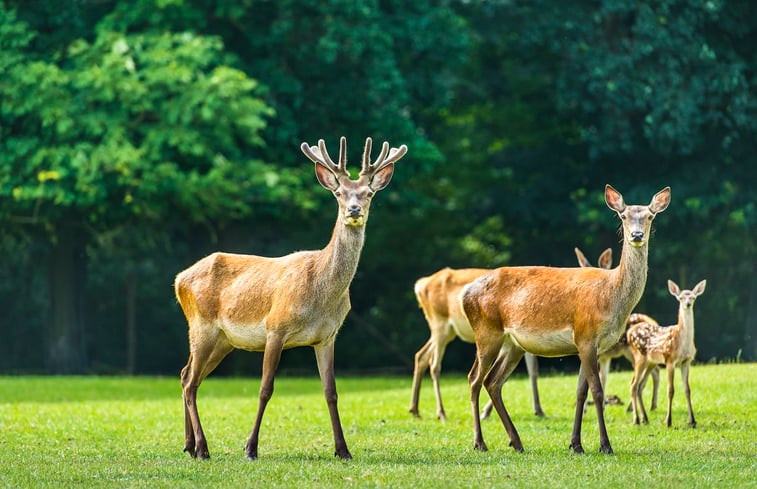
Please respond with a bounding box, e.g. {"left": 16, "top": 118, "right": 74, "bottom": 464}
{"left": 300, "top": 137, "right": 350, "bottom": 179}
{"left": 359, "top": 137, "right": 408, "bottom": 178}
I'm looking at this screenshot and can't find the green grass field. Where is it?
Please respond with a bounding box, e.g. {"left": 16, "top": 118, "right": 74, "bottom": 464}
{"left": 1, "top": 363, "right": 754, "bottom": 488}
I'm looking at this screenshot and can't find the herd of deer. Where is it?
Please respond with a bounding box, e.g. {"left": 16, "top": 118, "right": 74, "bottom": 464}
{"left": 174, "top": 137, "right": 706, "bottom": 461}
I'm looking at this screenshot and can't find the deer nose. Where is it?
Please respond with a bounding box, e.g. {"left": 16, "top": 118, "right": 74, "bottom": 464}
{"left": 630, "top": 231, "right": 644, "bottom": 241}
{"left": 347, "top": 204, "right": 362, "bottom": 216}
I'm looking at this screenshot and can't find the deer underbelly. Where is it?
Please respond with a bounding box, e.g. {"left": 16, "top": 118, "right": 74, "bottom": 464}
{"left": 220, "top": 318, "right": 344, "bottom": 351}
{"left": 220, "top": 320, "right": 268, "bottom": 351}
{"left": 508, "top": 327, "right": 577, "bottom": 357}
{"left": 450, "top": 317, "right": 475, "bottom": 343}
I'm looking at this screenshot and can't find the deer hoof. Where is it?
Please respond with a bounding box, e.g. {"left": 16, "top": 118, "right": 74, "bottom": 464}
{"left": 570, "top": 443, "right": 585, "bottom": 454}
{"left": 473, "top": 441, "right": 488, "bottom": 452}
{"left": 599, "top": 445, "right": 614, "bottom": 455}
{"left": 335, "top": 449, "right": 352, "bottom": 460}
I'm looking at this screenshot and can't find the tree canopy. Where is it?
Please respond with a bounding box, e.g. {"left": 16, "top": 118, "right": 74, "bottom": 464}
{"left": 0, "top": 0, "right": 754, "bottom": 374}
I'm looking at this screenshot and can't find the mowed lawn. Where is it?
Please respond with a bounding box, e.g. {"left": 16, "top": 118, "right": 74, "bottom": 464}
{"left": 0, "top": 363, "right": 754, "bottom": 488}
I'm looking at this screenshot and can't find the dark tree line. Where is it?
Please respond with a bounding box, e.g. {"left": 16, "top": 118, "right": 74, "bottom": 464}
{"left": 1, "top": 0, "right": 754, "bottom": 374}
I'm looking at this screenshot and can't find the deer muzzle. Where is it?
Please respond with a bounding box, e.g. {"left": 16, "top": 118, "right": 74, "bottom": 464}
{"left": 629, "top": 231, "right": 645, "bottom": 247}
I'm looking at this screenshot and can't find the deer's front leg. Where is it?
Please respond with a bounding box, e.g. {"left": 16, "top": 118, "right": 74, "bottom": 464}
{"left": 315, "top": 340, "right": 352, "bottom": 460}
{"left": 665, "top": 362, "right": 675, "bottom": 427}
{"left": 576, "top": 348, "right": 613, "bottom": 454}
{"left": 245, "top": 334, "right": 284, "bottom": 460}
{"left": 681, "top": 361, "right": 696, "bottom": 428}
{"left": 570, "top": 364, "right": 588, "bottom": 454}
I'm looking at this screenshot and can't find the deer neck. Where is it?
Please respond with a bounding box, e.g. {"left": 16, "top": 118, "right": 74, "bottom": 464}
{"left": 677, "top": 305, "right": 695, "bottom": 343}
{"left": 612, "top": 239, "right": 649, "bottom": 315}
{"left": 316, "top": 216, "right": 366, "bottom": 295}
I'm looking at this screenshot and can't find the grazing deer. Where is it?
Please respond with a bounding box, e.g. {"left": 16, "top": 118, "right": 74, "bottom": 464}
{"left": 575, "top": 247, "right": 661, "bottom": 411}
{"left": 461, "top": 185, "right": 670, "bottom": 455}
{"left": 176, "top": 137, "right": 407, "bottom": 460}
{"left": 410, "top": 268, "right": 544, "bottom": 421}
{"left": 627, "top": 279, "right": 706, "bottom": 428}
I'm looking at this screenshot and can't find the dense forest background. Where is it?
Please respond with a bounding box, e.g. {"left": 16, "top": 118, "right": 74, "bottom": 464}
{"left": 1, "top": 0, "right": 754, "bottom": 375}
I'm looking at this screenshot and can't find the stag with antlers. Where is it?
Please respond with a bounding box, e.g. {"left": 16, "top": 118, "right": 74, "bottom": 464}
{"left": 175, "top": 137, "right": 407, "bottom": 460}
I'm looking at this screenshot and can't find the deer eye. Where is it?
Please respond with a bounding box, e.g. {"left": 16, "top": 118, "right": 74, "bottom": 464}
{"left": 367, "top": 190, "right": 375, "bottom": 198}
{"left": 621, "top": 214, "right": 627, "bottom": 220}
{"left": 334, "top": 190, "right": 341, "bottom": 197}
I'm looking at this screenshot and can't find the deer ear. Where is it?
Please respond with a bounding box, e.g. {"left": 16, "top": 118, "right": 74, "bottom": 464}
{"left": 574, "top": 248, "right": 592, "bottom": 268}
{"left": 605, "top": 185, "right": 625, "bottom": 213}
{"left": 692, "top": 279, "right": 707, "bottom": 296}
{"left": 314, "top": 164, "right": 339, "bottom": 191}
{"left": 598, "top": 248, "right": 613, "bottom": 269}
{"left": 668, "top": 279, "right": 681, "bottom": 297}
{"left": 369, "top": 163, "right": 395, "bottom": 191}
{"left": 649, "top": 186, "right": 671, "bottom": 214}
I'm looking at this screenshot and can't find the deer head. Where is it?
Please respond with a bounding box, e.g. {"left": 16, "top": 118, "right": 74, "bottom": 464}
{"left": 605, "top": 185, "right": 671, "bottom": 248}
{"left": 668, "top": 279, "right": 707, "bottom": 309}
{"left": 301, "top": 137, "right": 408, "bottom": 227}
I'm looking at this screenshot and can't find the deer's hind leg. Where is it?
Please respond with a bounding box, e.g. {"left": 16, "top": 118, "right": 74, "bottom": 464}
{"left": 409, "top": 339, "right": 433, "bottom": 417}
{"left": 483, "top": 342, "right": 526, "bottom": 452}
{"left": 181, "top": 327, "right": 233, "bottom": 459}
{"left": 429, "top": 328, "right": 456, "bottom": 420}
{"left": 468, "top": 332, "right": 502, "bottom": 452}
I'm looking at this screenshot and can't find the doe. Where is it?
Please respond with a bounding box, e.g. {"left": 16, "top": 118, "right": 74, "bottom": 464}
{"left": 460, "top": 185, "right": 670, "bottom": 455}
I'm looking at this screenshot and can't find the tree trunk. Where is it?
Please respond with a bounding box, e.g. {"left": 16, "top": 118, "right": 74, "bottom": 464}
{"left": 126, "top": 267, "right": 137, "bottom": 374}
{"left": 47, "top": 226, "right": 87, "bottom": 374}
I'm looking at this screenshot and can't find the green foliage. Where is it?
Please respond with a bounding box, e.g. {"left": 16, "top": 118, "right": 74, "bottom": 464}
{"left": 1, "top": 365, "right": 755, "bottom": 487}
{"left": 0, "top": 7, "right": 281, "bottom": 233}
{"left": 0, "top": 0, "right": 754, "bottom": 374}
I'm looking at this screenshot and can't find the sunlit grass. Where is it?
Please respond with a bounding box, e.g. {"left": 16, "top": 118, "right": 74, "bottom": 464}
{"left": 0, "top": 364, "right": 754, "bottom": 488}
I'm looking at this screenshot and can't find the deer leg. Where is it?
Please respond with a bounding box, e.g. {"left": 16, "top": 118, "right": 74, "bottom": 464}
{"left": 481, "top": 399, "right": 494, "bottom": 420}
{"left": 181, "top": 333, "right": 233, "bottom": 459}
{"left": 468, "top": 339, "right": 500, "bottom": 452}
{"left": 629, "top": 365, "right": 639, "bottom": 423}
{"left": 664, "top": 362, "right": 675, "bottom": 427}
{"left": 585, "top": 356, "right": 610, "bottom": 413}
{"left": 524, "top": 352, "right": 545, "bottom": 417}
{"left": 429, "top": 333, "right": 454, "bottom": 421}
{"left": 650, "top": 366, "right": 660, "bottom": 411}
{"left": 681, "top": 361, "right": 696, "bottom": 428}
{"left": 314, "top": 340, "right": 352, "bottom": 460}
{"left": 577, "top": 348, "right": 612, "bottom": 454}
{"left": 484, "top": 345, "right": 526, "bottom": 452}
{"left": 409, "top": 339, "right": 432, "bottom": 417}
{"left": 636, "top": 366, "right": 652, "bottom": 424}
{"left": 570, "top": 364, "right": 589, "bottom": 454}
{"left": 245, "top": 334, "right": 284, "bottom": 460}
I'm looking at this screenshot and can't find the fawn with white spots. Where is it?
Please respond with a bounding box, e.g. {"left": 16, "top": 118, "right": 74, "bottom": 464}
{"left": 627, "top": 279, "right": 706, "bottom": 427}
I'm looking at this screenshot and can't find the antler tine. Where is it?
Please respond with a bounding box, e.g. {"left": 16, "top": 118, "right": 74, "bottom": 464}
{"left": 300, "top": 138, "right": 350, "bottom": 178}
{"left": 318, "top": 138, "right": 349, "bottom": 178}
{"left": 360, "top": 141, "right": 393, "bottom": 177}
{"left": 361, "top": 137, "right": 373, "bottom": 174}
{"left": 338, "top": 136, "right": 347, "bottom": 170}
